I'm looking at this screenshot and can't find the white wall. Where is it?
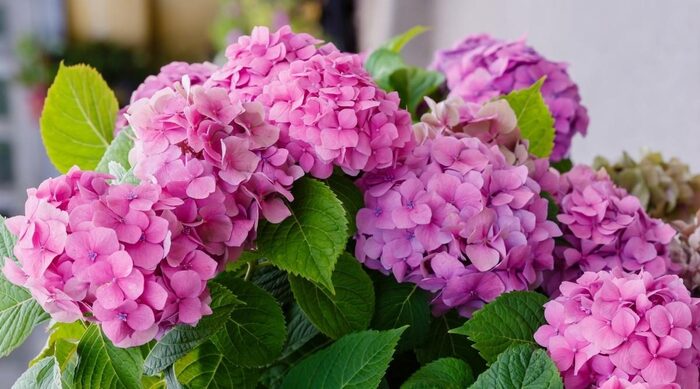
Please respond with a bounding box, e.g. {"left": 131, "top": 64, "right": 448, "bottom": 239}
{"left": 358, "top": 0, "right": 700, "bottom": 169}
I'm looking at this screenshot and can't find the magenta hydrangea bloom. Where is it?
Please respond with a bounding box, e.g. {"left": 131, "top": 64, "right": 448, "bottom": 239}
{"left": 355, "top": 135, "right": 561, "bottom": 317}
{"left": 116, "top": 61, "right": 217, "bottom": 130}
{"left": 208, "top": 25, "right": 414, "bottom": 178}
{"left": 127, "top": 82, "right": 303, "bottom": 259}
{"left": 543, "top": 165, "right": 678, "bottom": 295}
{"left": 535, "top": 269, "right": 700, "bottom": 388}
{"left": 2, "top": 168, "right": 220, "bottom": 347}
{"left": 431, "top": 34, "right": 589, "bottom": 161}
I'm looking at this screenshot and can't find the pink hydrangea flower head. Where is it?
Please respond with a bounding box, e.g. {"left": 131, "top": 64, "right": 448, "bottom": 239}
{"left": 431, "top": 34, "right": 589, "bottom": 161}
{"left": 116, "top": 61, "right": 217, "bottom": 131}
{"left": 536, "top": 269, "right": 700, "bottom": 389}
{"left": 208, "top": 25, "right": 414, "bottom": 178}
{"left": 355, "top": 135, "right": 562, "bottom": 317}
{"left": 2, "top": 169, "right": 222, "bottom": 347}
{"left": 127, "top": 81, "right": 304, "bottom": 260}
{"left": 543, "top": 165, "right": 678, "bottom": 295}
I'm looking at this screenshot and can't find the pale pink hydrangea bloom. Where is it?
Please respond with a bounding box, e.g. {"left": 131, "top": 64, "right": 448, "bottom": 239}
{"left": 535, "top": 269, "right": 700, "bottom": 389}
{"left": 354, "top": 135, "right": 561, "bottom": 317}
{"left": 431, "top": 34, "right": 589, "bottom": 161}
{"left": 127, "top": 82, "right": 304, "bottom": 261}
{"left": 208, "top": 25, "right": 414, "bottom": 178}
{"left": 543, "top": 165, "right": 678, "bottom": 295}
{"left": 2, "top": 168, "right": 218, "bottom": 347}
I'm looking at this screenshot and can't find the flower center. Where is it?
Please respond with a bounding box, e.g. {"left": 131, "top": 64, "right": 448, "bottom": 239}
{"left": 87, "top": 251, "right": 98, "bottom": 261}
{"left": 139, "top": 233, "right": 147, "bottom": 243}
{"left": 374, "top": 207, "right": 383, "bottom": 217}
{"left": 406, "top": 200, "right": 415, "bottom": 209}
{"left": 127, "top": 192, "right": 138, "bottom": 200}
{"left": 117, "top": 312, "right": 128, "bottom": 321}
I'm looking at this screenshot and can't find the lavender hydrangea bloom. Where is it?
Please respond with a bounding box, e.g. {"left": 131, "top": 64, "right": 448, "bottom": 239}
{"left": 431, "top": 34, "right": 589, "bottom": 161}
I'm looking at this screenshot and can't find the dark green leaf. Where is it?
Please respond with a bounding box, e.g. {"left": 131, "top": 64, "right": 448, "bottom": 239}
{"left": 388, "top": 67, "right": 444, "bottom": 114}
{"left": 415, "top": 312, "right": 485, "bottom": 374}
{"left": 281, "top": 327, "right": 406, "bottom": 389}
{"left": 551, "top": 158, "right": 573, "bottom": 173}
{"left": 144, "top": 282, "right": 240, "bottom": 375}
{"left": 289, "top": 253, "right": 374, "bottom": 339}
{"left": 212, "top": 274, "right": 286, "bottom": 367}
{"left": 371, "top": 276, "right": 431, "bottom": 350}
{"left": 40, "top": 63, "right": 118, "bottom": 172}
{"left": 326, "top": 172, "right": 363, "bottom": 236}
{"left": 257, "top": 177, "right": 348, "bottom": 292}
{"left": 470, "top": 345, "right": 562, "bottom": 389}
{"left": 450, "top": 291, "right": 547, "bottom": 363}
{"left": 73, "top": 325, "right": 144, "bottom": 389}
{"left": 173, "top": 340, "right": 261, "bottom": 389}
{"left": 251, "top": 265, "right": 292, "bottom": 306}
{"left": 281, "top": 304, "right": 319, "bottom": 359}
{"left": 502, "top": 78, "right": 555, "bottom": 158}
{"left": 401, "top": 357, "right": 474, "bottom": 389}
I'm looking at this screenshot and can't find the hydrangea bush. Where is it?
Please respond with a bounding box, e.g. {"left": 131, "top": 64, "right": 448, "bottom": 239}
{"left": 2, "top": 26, "right": 698, "bottom": 389}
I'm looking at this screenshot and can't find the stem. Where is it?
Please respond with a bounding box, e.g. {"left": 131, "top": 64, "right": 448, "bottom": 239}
{"left": 244, "top": 261, "right": 256, "bottom": 281}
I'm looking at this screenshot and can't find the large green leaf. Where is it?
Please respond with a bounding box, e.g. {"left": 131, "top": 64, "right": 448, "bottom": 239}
{"left": 0, "top": 218, "right": 50, "bottom": 358}
{"left": 325, "top": 172, "right": 363, "bottom": 236}
{"left": 40, "top": 63, "right": 118, "bottom": 172}
{"left": 144, "top": 282, "right": 240, "bottom": 375}
{"left": 73, "top": 325, "right": 144, "bottom": 389}
{"left": 371, "top": 276, "right": 431, "bottom": 350}
{"left": 12, "top": 356, "right": 61, "bottom": 389}
{"left": 470, "top": 345, "right": 563, "bottom": 389}
{"left": 450, "top": 291, "right": 547, "bottom": 364}
{"left": 257, "top": 177, "right": 348, "bottom": 293}
{"left": 502, "top": 78, "right": 555, "bottom": 158}
{"left": 251, "top": 265, "right": 292, "bottom": 306}
{"left": 30, "top": 321, "right": 86, "bottom": 368}
{"left": 281, "top": 304, "right": 319, "bottom": 359}
{"left": 289, "top": 253, "right": 374, "bottom": 339}
{"left": 281, "top": 327, "right": 406, "bottom": 389}
{"left": 365, "top": 49, "right": 405, "bottom": 91}
{"left": 212, "top": 274, "right": 286, "bottom": 367}
{"left": 414, "top": 312, "right": 485, "bottom": 374}
{"left": 173, "top": 340, "right": 261, "bottom": 389}
{"left": 401, "top": 357, "right": 474, "bottom": 389}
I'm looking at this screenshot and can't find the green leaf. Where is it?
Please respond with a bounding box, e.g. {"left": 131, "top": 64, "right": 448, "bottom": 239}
{"left": 384, "top": 26, "right": 429, "bottom": 53}
{"left": 12, "top": 356, "right": 61, "bottom": 389}
{"left": 502, "top": 78, "right": 555, "bottom": 158}
{"left": 143, "top": 282, "right": 240, "bottom": 375}
{"left": 251, "top": 265, "right": 292, "bottom": 306}
{"left": 388, "top": 67, "right": 445, "bottom": 114}
{"left": 365, "top": 49, "right": 406, "bottom": 90}
{"left": 73, "top": 325, "right": 144, "bottom": 389}
{"left": 30, "top": 320, "right": 86, "bottom": 367}
{"left": 95, "top": 127, "right": 134, "bottom": 173}
{"left": 173, "top": 340, "right": 261, "bottom": 389}
{"left": 289, "top": 253, "right": 374, "bottom": 339}
{"left": 414, "top": 312, "right": 485, "bottom": 374}
{"left": 450, "top": 291, "right": 547, "bottom": 364}
{"left": 257, "top": 177, "right": 348, "bottom": 293}
{"left": 1, "top": 215, "right": 16, "bottom": 260}
{"left": 326, "top": 172, "right": 363, "bottom": 236}
{"left": 470, "top": 345, "right": 563, "bottom": 389}
{"left": 281, "top": 304, "right": 319, "bottom": 359}
{"left": 281, "top": 327, "right": 406, "bottom": 389}
{"left": 551, "top": 158, "right": 573, "bottom": 173}
{"left": 40, "top": 63, "right": 118, "bottom": 173}
{"left": 541, "top": 191, "right": 560, "bottom": 222}
{"left": 371, "top": 276, "right": 431, "bottom": 351}
{"left": 401, "top": 357, "right": 474, "bottom": 389}
{"left": 212, "top": 273, "right": 287, "bottom": 367}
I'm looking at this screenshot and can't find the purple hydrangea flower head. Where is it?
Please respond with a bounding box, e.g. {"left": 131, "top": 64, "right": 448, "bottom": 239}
{"left": 2, "top": 168, "right": 221, "bottom": 347}
{"left": 535, "top": 269, "right": 700, "bottom": 388}
{"left": 544, "top": 165, "right": 678, "bottom": 295}
{"left": 355, "top": 135, "right": 562, "bottom": 317}
{"left": 431, "top": 34, "right": 589, "bottom": 161}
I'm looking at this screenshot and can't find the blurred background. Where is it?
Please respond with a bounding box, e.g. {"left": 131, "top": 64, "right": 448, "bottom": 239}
{"left": 0, "top": 0, "right": 699, "bottom": 384}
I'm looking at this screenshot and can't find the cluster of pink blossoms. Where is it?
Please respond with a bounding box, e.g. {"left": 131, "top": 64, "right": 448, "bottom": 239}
{"left": 431, "top": 34, "right": 589, "bottom": 161}
{"left": 127, "top": 83, "right": 303, "bottom": 257}
{"left": 2, "top": 168, "right": 218, "bottom": 347}
{"left": 207, "top": 25, "right": 414, "bottom": 178}
{"left": 535, "top": 269, "right": 700, "bottom": 388}
{"left": 355, "top": 135, "right": 562, "bottom": 316}
{"left": 116, "top": 61, "right": 217, "bottom": 130}
{"left": 544, "top": 165, "right": 677, "bottom": 295}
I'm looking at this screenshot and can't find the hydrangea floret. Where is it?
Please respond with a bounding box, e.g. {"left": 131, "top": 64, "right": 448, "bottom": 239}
{"left": 535, "top": 269, "right": 700, "bottom": 388}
